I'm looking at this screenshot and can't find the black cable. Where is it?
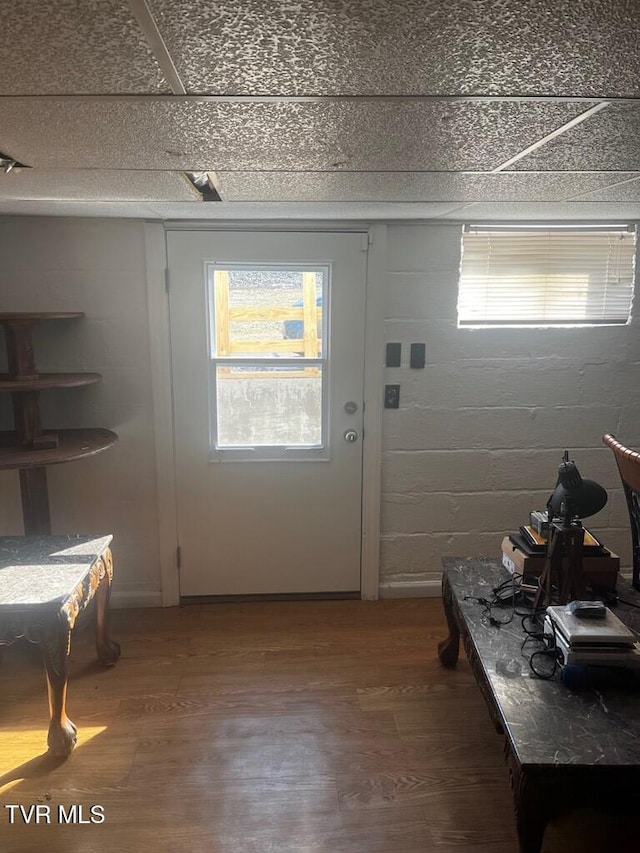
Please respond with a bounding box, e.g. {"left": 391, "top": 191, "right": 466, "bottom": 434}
{"left": 465, "top": 574, "right": 534, "bottom": 628}
{"left": 617, "top": 597, "right": 640, "bottom": 611}
{"left": 464, "top": 594, "right": 510, "bottom": 627}
{"left": 466, "top": 578, "right": 560, "bottom": 677}
{"left": 522, "top": 613, "right": 560, "bottom": 679}
{"left": 529, "top": 646, "right": 559, "bottom": 680}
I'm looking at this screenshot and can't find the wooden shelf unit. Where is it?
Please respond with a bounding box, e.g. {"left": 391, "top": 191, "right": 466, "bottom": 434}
{"left": 0, "top": 313, "right": 118, "bottom": 534}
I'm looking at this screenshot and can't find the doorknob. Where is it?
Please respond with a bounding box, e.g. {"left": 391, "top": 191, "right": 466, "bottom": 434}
{"left": 344, "top": 429, "right": 358, "bottom": 443}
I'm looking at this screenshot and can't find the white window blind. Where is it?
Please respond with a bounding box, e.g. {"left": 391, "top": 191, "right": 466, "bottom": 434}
{"left": 458, "top": 225, "right": 636, "bottom": 327}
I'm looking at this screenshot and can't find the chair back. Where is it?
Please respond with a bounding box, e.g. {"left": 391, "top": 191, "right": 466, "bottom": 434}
{"left": 603, "top": 433, "right": 640, "bottom": 589}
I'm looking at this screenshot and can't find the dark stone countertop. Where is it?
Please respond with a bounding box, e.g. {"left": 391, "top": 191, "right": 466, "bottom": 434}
{"left": 443, "top": 556, "right": 640, "bottom": 770}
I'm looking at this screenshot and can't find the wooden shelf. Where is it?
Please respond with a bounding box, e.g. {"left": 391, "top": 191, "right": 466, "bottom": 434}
{"left": 0, "top": 429, "right": 118, "bottom": 470}
{"left": 0, "top": 311, "right": 117, "bottom": 534}
{"left": 0, "top": 373, "right": 102, "bottom": 392}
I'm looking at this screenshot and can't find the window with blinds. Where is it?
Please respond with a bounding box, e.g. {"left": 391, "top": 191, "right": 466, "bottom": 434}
{"left": 458, "top": 225, "right": 636, "bottom": 327}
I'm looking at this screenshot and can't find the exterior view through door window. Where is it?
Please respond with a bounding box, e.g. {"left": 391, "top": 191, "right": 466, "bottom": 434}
{"left": 207, "top": 265, "right": 328, "bottom": 457}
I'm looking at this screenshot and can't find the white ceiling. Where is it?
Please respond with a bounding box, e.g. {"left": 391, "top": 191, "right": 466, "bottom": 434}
{"left": 1, "top": 0, "right": 639, "bottom": 221}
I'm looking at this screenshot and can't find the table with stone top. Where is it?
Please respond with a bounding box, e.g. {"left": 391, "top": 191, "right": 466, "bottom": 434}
{"left": 0, "top": 535, "right": 120, "bottom": 756}
{"left": 438, "top": 556, "right": 640, "bottom": 853}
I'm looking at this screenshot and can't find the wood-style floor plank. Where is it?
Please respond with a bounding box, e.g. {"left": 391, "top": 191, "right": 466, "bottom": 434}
{"left": 0, "top": 598, "right": 635, "bottom": 851}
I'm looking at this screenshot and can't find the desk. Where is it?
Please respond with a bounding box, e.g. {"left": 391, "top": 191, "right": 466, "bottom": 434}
{"left": 438, "top": 557, "right": 640, "bottom": 853}
{"left": 0, "top": 535, "right": 120, "bottom": 755}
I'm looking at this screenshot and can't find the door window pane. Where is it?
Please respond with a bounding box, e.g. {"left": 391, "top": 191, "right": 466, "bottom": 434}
{"left": 215, "top": 365, "right": 323, "bottom": 447}
{"left": 207, "top": 264, "right": 328, "bottom": 455}
{"left": 210, "top": 267, "right": 325, "bottom": 358}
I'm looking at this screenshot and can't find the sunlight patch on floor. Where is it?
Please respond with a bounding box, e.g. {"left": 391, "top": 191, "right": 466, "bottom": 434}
{"left": 0, "top": 726, "right": 107, "bottom": 795}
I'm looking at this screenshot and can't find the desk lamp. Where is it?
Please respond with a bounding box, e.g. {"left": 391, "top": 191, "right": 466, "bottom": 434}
{"left": 534, "top": 451, "right": 608, "bottom": 609}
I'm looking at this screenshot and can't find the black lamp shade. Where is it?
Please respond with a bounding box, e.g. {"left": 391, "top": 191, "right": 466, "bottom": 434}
{"left": 549, "top": 478, "right": 608, "bottom": 521}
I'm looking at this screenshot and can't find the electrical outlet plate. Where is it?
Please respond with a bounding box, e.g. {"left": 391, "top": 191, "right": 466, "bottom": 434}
{"left": 384, "top": 384, "right": 400, "bottom": 409}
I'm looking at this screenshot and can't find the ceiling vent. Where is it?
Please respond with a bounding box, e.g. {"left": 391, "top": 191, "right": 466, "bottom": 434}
{"left": 186, "top": 171, "right": 222, "bottom": 201}
{"left": 0, "top": 152, "right": 29, "bottom": 174}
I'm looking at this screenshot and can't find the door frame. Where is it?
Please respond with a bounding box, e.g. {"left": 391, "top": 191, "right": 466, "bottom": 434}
{"left": 145, "top": 221, "right": 386, "bottom": 605}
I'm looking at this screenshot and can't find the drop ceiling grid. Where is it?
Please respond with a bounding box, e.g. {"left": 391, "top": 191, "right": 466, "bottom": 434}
{"left": 572, "top": 177, "right": 640, "bottom": 202}
{"left": 510, "top": 104, "right": 640, "bottom": 171}
{"left": 0, "top": 1, "right": 639, "bottom": 217}
{"left": 0, "top": 0, "right": 169, "bottom": 95}
{"left": 441, "top": 201, "right": 640, "bottom": 220}
{"left": 146, "top": 0, "right": 640, "bottom": 97}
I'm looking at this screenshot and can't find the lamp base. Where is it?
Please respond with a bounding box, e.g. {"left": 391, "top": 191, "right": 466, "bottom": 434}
{"left": 534, "top": 522, "right": 587, "bottom": 610}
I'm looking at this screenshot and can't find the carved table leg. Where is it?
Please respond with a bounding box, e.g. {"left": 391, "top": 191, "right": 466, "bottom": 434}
{"left": 437, "top": 571, "right": 460, "bottom": 667}
{"left": 95, "top": 549, "right": 120, "bottom": 666}
{"left": 41, "top": 620, "right": 77, "bottom": 756}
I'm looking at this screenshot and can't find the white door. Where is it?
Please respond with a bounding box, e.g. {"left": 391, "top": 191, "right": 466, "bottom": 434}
{"left": 167, "top": 230, "right": 367, "bottom": 596}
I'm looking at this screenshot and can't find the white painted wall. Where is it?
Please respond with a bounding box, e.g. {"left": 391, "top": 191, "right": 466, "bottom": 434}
{"left": 0, "top": 217, "right": 161, "bottom": 606}
{"left": 380, "top": 224, "right": 640, "bottom": 595}
{"left": 0, "top": 216, "right": 637, "bottom": 604}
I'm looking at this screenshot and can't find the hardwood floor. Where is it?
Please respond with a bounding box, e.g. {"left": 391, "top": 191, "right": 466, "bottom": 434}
{"left": 0, "top": 598, "right": 636, "bottom": 852}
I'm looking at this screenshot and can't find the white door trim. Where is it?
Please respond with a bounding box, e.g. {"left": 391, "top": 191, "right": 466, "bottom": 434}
{"left": 144, "top": 222, "right": 180, "bottom": 606}
{"left": 146, "top": 221, "right": 384, "bottom": 605}
{"left": 360, "top": 224, "right": 386, "bottom": 600}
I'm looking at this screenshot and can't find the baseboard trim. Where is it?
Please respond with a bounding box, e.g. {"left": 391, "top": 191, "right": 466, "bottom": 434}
{"left": 378, "top": 579, "right": 442, "bottom": 599}
{"left": 181, "top": 591, "right": 360, "bottom": 604}
{"left": 111, "top": 589, "right": 163, "bottom": 609}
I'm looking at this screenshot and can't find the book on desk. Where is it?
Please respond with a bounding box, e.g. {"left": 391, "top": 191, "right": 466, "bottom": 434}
{"left": 501, "top": 525, "right": 619, "bottom": 591}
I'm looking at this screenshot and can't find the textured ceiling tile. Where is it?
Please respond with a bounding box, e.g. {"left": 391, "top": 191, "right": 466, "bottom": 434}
{"left": 513, "top": 105, "right": 640, "bottom": 171}
{"left": 0, "top": 98, "right": 585, "bottom": 171}
{"left": 0, "top": 200, "right": 161, "bottom": 218}
{"left": 440, "top": 201, "right": 640, "bottom": 220}
{"left": 216, "top": 171, "right": 638, "bottom": 203}
{"left": 148, "top": 200, "right": 464, "bottom": 220}
{"left": 0, "top": 170, "right": 200, "bottom": 201}
{"left": 573, "top": 178, "right": 640, "bottom": 202}
{"left": 3, "top": 197, "right": 635, "bottom": 221}
{"left": 147, "top": 0, "right": 640, "bottom": 96}
{"left": 0, "top": 0, "right": 169, "bottom": 95}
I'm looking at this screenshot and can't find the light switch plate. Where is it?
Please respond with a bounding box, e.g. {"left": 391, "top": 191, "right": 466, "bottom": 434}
{"left": 386, "top": 342, "right": 401, "bottom": 367}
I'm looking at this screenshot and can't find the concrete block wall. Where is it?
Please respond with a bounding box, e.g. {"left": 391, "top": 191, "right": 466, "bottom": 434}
{"left": 0, "top": 217, "right": 161, "bottom": 606}
{"left": 380, "top": 224, "right": 640, "bottom": 594}
{"left": 1, "top": 216, "right": 638, "bottom": 603}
